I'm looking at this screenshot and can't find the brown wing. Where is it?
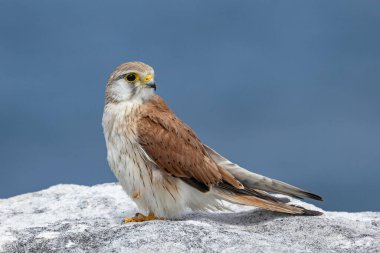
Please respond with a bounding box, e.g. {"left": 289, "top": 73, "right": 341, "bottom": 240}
{"left": 137, "top": 96, "right": 243, "bottom": 191}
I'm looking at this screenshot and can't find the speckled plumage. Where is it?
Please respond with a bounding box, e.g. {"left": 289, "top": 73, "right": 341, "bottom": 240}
{"left": 102, "top": 62, "right": 323, "bottom": 218}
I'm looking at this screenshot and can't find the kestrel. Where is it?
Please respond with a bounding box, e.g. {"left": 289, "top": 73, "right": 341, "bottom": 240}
{"left": 102, "top": 62, "right": 322, "bottom": 222}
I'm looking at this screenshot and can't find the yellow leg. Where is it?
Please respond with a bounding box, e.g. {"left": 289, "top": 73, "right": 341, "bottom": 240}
{"left": 123, "top": 212, "right": 164, "bottom": 223}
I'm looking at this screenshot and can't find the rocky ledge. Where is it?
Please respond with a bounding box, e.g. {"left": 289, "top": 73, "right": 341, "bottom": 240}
{"left": 0, "top": 183, "right": 379, "bottom": 253}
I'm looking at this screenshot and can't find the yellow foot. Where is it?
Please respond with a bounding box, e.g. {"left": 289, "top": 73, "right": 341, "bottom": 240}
{"left": 123, "top": 212, "right": 164, "bottom": 223}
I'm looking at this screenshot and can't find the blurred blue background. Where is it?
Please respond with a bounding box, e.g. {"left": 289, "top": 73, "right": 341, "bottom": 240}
{"left": 0, "top": 0, "right": 379, "bottom": 211}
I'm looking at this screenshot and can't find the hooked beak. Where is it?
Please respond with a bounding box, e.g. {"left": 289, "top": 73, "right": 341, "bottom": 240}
{"left": 145, "top": 82, "right": 156, "bottom": 91}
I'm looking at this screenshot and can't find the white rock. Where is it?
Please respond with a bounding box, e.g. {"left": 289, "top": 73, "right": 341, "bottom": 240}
{"left": 0, "top": 183, "right": 379, "bottom": 253}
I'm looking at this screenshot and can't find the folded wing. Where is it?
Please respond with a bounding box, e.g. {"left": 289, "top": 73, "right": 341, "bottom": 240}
{"left": 137, "top": 96, "right": 243, "bottom": 191}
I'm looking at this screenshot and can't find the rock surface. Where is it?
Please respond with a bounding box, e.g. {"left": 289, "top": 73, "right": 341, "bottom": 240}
{"left": 0, "top": 183, "right": 379, "bottom": 253}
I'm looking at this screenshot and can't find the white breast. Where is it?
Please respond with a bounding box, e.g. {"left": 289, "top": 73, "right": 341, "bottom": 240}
{"left": 102, "top": 101, "right": 149, "bottom": 195}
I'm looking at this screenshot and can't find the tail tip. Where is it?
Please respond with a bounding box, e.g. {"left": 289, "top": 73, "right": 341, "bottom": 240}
{"left": 302, "top": 209, "right": 323, "bottom": 216}
{"left": 290, "top": 204, "right": 324, "bottom": 216}
{"left": 306, "top": 192, "right": 323, "bottom": 201}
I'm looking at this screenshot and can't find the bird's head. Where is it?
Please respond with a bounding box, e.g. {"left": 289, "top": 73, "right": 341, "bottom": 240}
{"left": 105, "top": 61, "right": 156, "bottom": 103}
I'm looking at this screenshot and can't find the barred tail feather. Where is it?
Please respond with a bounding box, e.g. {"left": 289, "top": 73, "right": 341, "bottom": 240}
{"left": 215, "top": 188, "right": 322, "bottom": 216}
{"left": 204, "top": 144, "right": 323, "bottom": 201}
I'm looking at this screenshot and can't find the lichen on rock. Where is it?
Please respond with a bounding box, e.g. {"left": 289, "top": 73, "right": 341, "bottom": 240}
{"left": 0, "top": 183, "right": 379, "bottom": 253}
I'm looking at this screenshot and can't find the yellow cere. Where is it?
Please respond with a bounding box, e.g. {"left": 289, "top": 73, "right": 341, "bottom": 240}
{"left": 144, "top": 74, "right": 153, "bottom": 83}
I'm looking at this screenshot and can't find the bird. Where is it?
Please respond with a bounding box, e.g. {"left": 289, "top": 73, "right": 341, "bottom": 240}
{"left": 102, "top": 61, "right": 323, "bottom": 222}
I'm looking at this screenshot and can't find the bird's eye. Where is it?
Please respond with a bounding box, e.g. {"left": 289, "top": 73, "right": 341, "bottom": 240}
{"left": 125, "top": 73, "right": 139, "bottom": 82}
